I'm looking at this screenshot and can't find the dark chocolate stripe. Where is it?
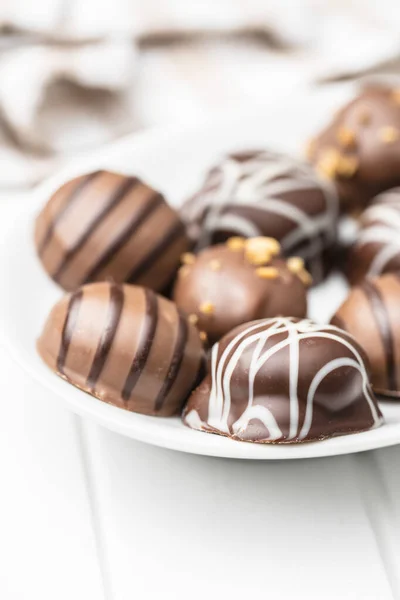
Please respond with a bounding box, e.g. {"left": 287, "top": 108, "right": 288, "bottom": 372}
{"left": 84, "top": 192, "right": 164, "bottom": 283}
{"left": 56, "top": 289, "right": 83, "bottom": 375}
{"left": 86, "top": 284, "right": 125, "bottom": 391}
{"left": 361, "top": 280, "right": 397, "bottom": 391}
{"left": 121, "top": 289, "right": 158, "bottom": 402}
{"left": 154, "top": 311, "right": 188, "bottom": 412}
{"left": 126, "top": 221, "right": 185, "bottom": 283}
{"left": 39, "top": 171, "right": 100, "bottom": 256}
{"left": 53, "top": 177, "right": 139, "bottom": 282}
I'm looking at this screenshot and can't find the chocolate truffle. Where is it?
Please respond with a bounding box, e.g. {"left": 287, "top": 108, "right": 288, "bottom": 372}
{"left": 181, "top": 150, "right": 338, "bottom": 282}
{"left": 183, "top": 317, "right": 382, "bottom": 443}
{"left": 37, "top": 282, "right": 205, "bottom": 416}
{"left": 331, "top": 274, "right": 400, "bottom": 397}
{"left": 173, "top": 237, "right": 310, "bottom": 345}
{"left": 35, "top": 170, "right": 189, "bottom": 292}
{"left": 310, "top": 86, "right": 400, "bottom": 212}
{"left": 347, "top": 188, "right": 400, "bottom": 284}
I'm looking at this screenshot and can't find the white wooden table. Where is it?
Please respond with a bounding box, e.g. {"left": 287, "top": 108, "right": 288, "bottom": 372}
{"left": 1, "top": 191, "right": 400, "bottom": 600}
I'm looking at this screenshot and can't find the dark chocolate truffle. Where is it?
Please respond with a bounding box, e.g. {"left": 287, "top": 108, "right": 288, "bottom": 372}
{"left": 331, "top": 274, "right": 400, "bottom": 397}
{"left": 37, "top": 282, "right": 205, "bottom": 416}
{"left": 173, "top": 237, "right": 310, "bottom": 345}
{"left": 183, "top": 317, "right": 382, "bottom": 443}
{"left": 35, "top": 170, "right": 189, "bottom": 292}
{"left": 181, "top": 150, "right": 338, "bottom": 283}
{"left": 310, "top": 87, "right": 400, "bottom": 212}
{"left": 347, "top": 188, "right": 400, "bottom": 284}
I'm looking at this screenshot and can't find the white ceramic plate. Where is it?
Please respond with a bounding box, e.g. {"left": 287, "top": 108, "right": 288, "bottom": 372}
{"left": 1, "top": 88, "right": 400, "bottom": 459}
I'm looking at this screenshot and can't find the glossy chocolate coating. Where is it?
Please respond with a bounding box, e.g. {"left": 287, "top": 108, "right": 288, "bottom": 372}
{"left": 183, "top": 317, "right": 382, "bottom": 443}
{"left": 347, "top": 188, "right": 400, "bottom": 285}
{"left": 35, "top": 170, "right": 189, "bottom": 292}
{"left": 331, "top": 274, "right": 400, "bottom": 397}
{"left": 181, "top": 150, "right": 338, "bottom": 283}
{"left": 310, "top": 87, "right": 400, "bottom": 212}
{"left": 173, "top": 239, "right": 309, "bottom": 345}
{"left": 37, "top": 282, "right": 205, "bottom": 416}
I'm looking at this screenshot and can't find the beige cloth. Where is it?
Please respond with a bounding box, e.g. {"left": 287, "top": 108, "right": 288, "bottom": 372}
{"left": 1, "top": 0, "right": 400, "bottom": 187}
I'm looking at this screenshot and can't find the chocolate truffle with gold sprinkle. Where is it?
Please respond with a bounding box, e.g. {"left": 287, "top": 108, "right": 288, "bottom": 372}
{"left": 310, "top": 86, "right": 400, "bottom": 212}
{"left": 173, "top": 236, "right": 310, "bottom": 345}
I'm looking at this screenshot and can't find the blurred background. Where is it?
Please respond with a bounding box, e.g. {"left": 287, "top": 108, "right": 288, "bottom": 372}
{"left": 1, "top": 0, "right": 400, "bottom": 188}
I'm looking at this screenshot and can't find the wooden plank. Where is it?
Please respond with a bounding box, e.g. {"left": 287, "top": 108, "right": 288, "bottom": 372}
{"left": 355, "top": 447, "right": 400, "bottom": 598}
{"left": 0, "top": 350, "right": 105, "bottom": 600}
{"left": 83, "top": 423, "right": 395, "bottom": 600}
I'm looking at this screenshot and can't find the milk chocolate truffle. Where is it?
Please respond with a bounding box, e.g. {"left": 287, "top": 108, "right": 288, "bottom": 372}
{"left": 173, "top": 237, "right": 310, "bottom": 345}
{"left": 310, "top": 87, "right": 400, "bottom": 212}
{"left": 35, "top": 170, "right": 189, "bottom": 292}
{"left": 37, "top": 282, "right": 205, "bottom": 416}
{"left": 181, "top": 150, "right": 338, "bottom": 282}
{"left": 347, "top": 188, "right": 400, "bottom": 285}
{"left": 183, "top": 317, "right": 383, "bottom": 443}
{"left": 332, "top": 274, "right": 400, "bottom": 397}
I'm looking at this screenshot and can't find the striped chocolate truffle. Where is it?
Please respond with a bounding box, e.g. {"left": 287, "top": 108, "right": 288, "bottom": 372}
{"left": 34, "top": 170, "right": 189, "bottom": 292}
{"left": 37, "top": 282, "right": 206, "bottom": 416}
{"left": 331, "top": 274, "right": 400, "bottom": 397}
{"left": 347, "top": 188, "right": 400, "bottom": 285}
{"left": 183, "top": 317, "right": 382, "bottom": 443}
{"left": 180, "top": 150, "right": 338, "bottom": 283}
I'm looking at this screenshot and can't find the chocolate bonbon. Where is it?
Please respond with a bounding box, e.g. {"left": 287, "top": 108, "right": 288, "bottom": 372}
{"left": 37, "top": 282, "right": 205, "bottom": 416}
{"left": 35, "top": 170, "right": 189, "bottom": 292}
{"left": 173, "top": 237, "right": 310, "bottom": 344}
{"left": 181, "top": 150, "right": 338, "bottom": 282}
{"left": 347, "top": 188, "right": 400, "bottom": 284}
{"left": 332, "top": 274, "right": 400, "bottom": 397}
{"left": 183, "top": 317, "right": 382, "bottom": 443}
{"left": 310, "top": 86, "right": 400, "bottom": 212}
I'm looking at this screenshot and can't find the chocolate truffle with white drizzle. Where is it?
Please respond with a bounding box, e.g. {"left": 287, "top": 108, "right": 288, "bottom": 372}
{"left": 347, "top": 188, "right": 400, "bottom": 284}
{"left": 181, "top": 150, "right": 338, "bottom": 283}
{"left": 183, "top": 317, "right": 382, "bottom": 443}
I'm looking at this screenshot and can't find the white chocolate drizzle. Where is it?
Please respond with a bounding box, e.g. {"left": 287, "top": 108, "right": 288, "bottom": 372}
{"left": 185, "top": 152, "right": 338, "bottom": 279}
{"left": 355, "top": 190, "right": 400, "bottom": 277}
{"left": 186, "top": 318, "right": 382, "bottom": 442}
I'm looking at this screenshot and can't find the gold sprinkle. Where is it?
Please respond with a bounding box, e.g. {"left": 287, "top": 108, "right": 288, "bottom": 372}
{"left": 358, "top": 109, "right": 371, "bottom": 125}
{"left": 391, "top": 89, "right": 400, "bottom": 105}
{"left": 199, "top": 302, "right": 214, "bottom": 315}
{"left": 181, "top": 252, "right": 196, "bottom": 265}
{"left": 199, "top": 331, "right": 208, "bottom": 342}
{"left": 379, "top": 126, "right": 399, "bottom": 143}
{"left": 188, "top": 314, "right": 198, "bottom": 325}
{"left": 297, "top": 269, "right": 313, "bottom": 287}
{"left": 245, "top": 237, "right": 281, "bottom": 265}
{"left": 287, "top": 256, "right": 305, "bottom": 274}
{"left": 256, "top": 266, "right": 280, "bottom": 280}
{"left": 178, "top": 266, "right": 190, "bottom": 277}
{"left": 337, "top": 155, "right": 359, "bottom": 178}
{"left": 209, "top": 259, "right": 221, "bottom": 271}
{"left": 226, "top": 236, "right": 246, "bottom": 251}
{"left": 305, "top": 138, "right": 316, "bottom": 160}
{"left": 316, "top": 147, "right": 341, "bottom": 179}
{"left": 337, "top": 126, "right": 356, "bottom": 149}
